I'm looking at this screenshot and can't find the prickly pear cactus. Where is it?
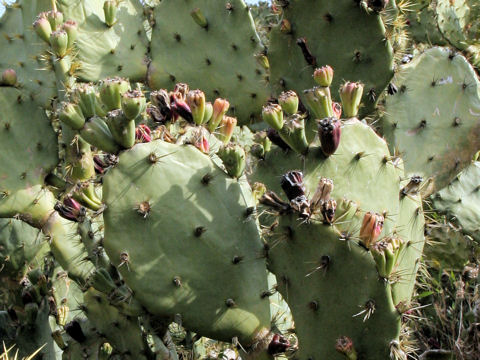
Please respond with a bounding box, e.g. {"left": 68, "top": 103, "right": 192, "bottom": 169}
{"left": 252, "top": 119, "right": 425, "bottom": 359}
{"left": 102, "top": 140, "right": 272, "bottom": 348}
{"left": 0, "top": 218, "right": 49, "bottom": 279}
{"left": 56, "top": 0, "right": 149, "bottom": 82}
{"left": 433, "top": 158, "right": 480, "bottom": 242}
{"left": 148, "top": 0, "right": 269, "bottom": 124}
{"left": 381, "top": 47, "right": 480, "bottom": 194}
{"left": 0, "top": 88, "right": 58, "bottom": 219}
{"left": 268, "top": 0, "right": 394, "bottom": 115}
{"left": 0, "top": 0, "right": 57, "bottom": 106}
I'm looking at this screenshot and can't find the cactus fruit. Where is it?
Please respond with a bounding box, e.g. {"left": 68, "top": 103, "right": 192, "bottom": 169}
{"left": 268, "top": 0, "right": 394, "bottom": 115}
{"left": 380, "top": 47, "right": 480, "bottom": 194}
{"left": 148, "top": 0, "right": 269, "bottom": 124}
{"left": 251, "top": 87, "right": 424, "bottom": 358}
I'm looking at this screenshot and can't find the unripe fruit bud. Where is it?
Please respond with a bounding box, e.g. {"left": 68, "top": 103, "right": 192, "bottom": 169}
{"left": 313, "top": 65, "right": 334, "bottom": 87}
{"left": 217, "top": 144, "right": 246, "bottom": 178}
{"left": 46, "top": 10, "right": 64, "bottom": 31}
{"left": 99, "top": 77, "right": 130, "bottom": 111}
{"left": 103, "top": 1, "right": 117, "bottom": 27}
{"left": 204, "top": 102, "right": 213, "bottom": 123}
{"left": 1, "top": 68, "right": 17, "bottom": 86}
{"left": 33, "top": 13, "right": 52, "bottom": 44}
{"left": 121, "top": 89, "right": 146, "bottom": 120}
{"left": 50, "top": 29, "right": 68, "bottom": 58}
{"left": 208, "top": 98, "right": 230, "bottom": 132}
{"left": 59, "top": 102, "right": 85, "bottom": 130}
{"left": 62, "top": 20, "right": 78, "bottom": 49}
{"left": 190, "top": 8, "right": 208, "bottom": 29}
{"left": 186, "top": 90, "right": 206, "bottom": 125}
{"left": 262, "top": 103, "right": 284, "bottom": 130}
{"left": 217, "top": 116, "right": 237, "bottom": 144}
{"left": 278, "top": 90, "right": 299, "bottom": 115}
{"left": 335, "top": 336, "right": 357, "bottom": 360}
{"left": 360, "top": 212, "right": 384, "bottom": 249}
{"left": 339, "top": 82, "right": 364, "bottom": 118}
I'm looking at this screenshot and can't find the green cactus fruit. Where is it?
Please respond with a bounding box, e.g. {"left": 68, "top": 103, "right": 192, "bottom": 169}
{"left": 121, "top": 89, "right": 146, "bottom": 120}
{"left": 46, "top": 10, "right": 64, "bottom": 31}
{"left": 102, "top": 140, "right": 271, "bottom": 348}
{"left": 262, "top": 103, "right": 284, "bottom": 131}
{"left": 148, "top": 0, "right": 269, "bottom": 124}
{"left": 339, "top": 82, "right": 364, "bottom": 118}
{"left": 49, "top": 29, "right": 69, "bottom": 58}
{"left": 380, "top": 47, "right": 480, "bottom": 194}
{"left": 62, "top": 19, "right": 78, "bottom": 49}
{"left": 74, "top": 83, "right": 97, "bottom": 118}
{"left": 268, "top": 0, "right": 394, "bottom": 116}
{"left": 251, "top": 119, "right": 425, "bottom": 359}
{"left": 0, "top": 88, "right": 58, "bottom": 218}
{"left": 103, "top": 0, "right": 117, "bottom": 27}
{"left": 106, "top": 109, "right": 135, "bottom": 149}
{"left": 208, "top": 98, "right": 230, "bottom": 132}
{"left": 59, "top": 102, "right": 85, "bottom": 130}
{"left": 57, "top": 0, "right": 148, "bottom": 82}
{"left": 278, "top": 90, "right": 299, "bottom": 116}
{"left": 33, "top": 13, "right": 53, "bottom": 44}
{"left": 99, "top": 77, "right": 130, "bottom": 112}
{"left": 433, "top": 159, "right": 480, "bottom": 242}
{"left": 186, "top": 89, "right": 206, "bottom": 125}
{"left": 217, "top": 143, "right": 246, "bottom": 178}
{"left": 80, "top": 116, "right": 120, "bottom": 153}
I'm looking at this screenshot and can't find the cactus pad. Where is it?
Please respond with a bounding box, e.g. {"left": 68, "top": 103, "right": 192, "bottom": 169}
{"left": 381, "top": 47, "right": 480, "bottom": 193}
{"left": 268, "top": 0, "right": 394, "bottom": 115}
{"left": 57, "top": 0, "right": 148, "bottom": 82}
{"left": 148, "top": 0, "right": 269, "bottom": 124}
{"left": 102, "top": 140, "right": 271, "bottom": 346}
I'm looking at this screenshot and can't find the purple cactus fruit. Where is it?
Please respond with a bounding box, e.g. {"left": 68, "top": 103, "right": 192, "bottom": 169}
{"left": 318, "top": 117, "right": 341, "bottom": 156}
{"left": 135, "top": 124, "right": 152, "bottom": 143}
{"left": 65, "top": 320, "right": 87, "bottom": 343}
{"left": 54, "top": 196, "right": 86, "bottom": 222}
{"left": 281, "top": 171, "right": 305, "bottom": 201}
{"left": 170, "top": 92, "right": 193, "bottom": 122}
{"left": 268, "top": 334, "right": 291, "bottom": 355}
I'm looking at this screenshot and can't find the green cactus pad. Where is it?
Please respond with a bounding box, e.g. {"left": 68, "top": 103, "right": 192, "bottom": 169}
{"left": 0, "top": 0, "right": 57, "bottom": 107}
{"left": 83, "top": 288, "right": 150, "bottom": 360}
{"left": 0, "top": 87, "right": 58, "bottom": 219}
{"left": 251, "top": 120, "right": 424, "bottom": 359}
{"left": 148, "top": 0, "right": 269, "bottom": 124}
{"left": 381, "top": 47, "right": 480, "bottom": 193}
{"left": 0, "top": 218, "right": 50, "bottom": 280}
{"left": 57, "top": 0, "right": 148, "bottom": 82}
{"left": 268, "top": 0, "right": 394, "bottom": 116}
{"left": 433, "top": 160, "right": 480, "bottom": 242}
{"left": 102, "top": 140, "right": 271, "bottom": 346}
{"left": 436, "top": 0, "right": 480, "bottom": 50}
{"left": 405, "top": 1, "right": 447, "bottom": 46}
